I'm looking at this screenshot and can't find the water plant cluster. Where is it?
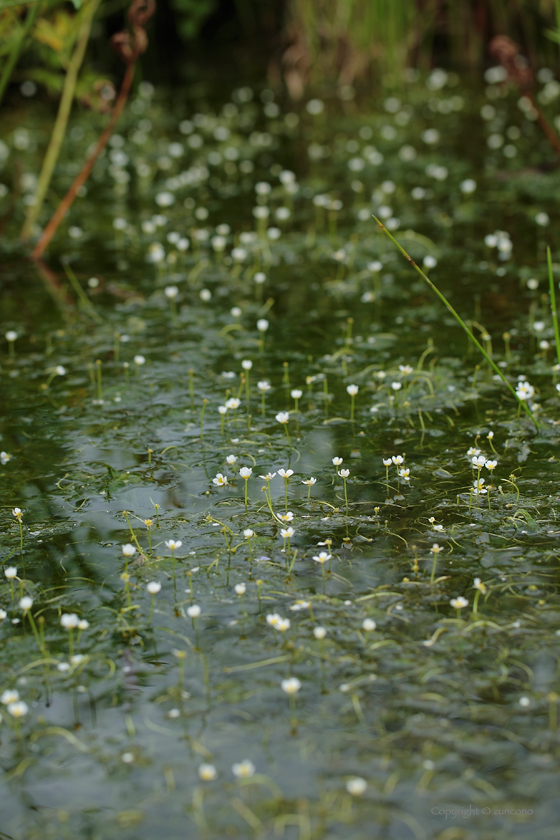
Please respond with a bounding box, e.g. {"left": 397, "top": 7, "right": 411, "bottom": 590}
{"left": 1, "top": 67, "right": 560, "bottom": 839}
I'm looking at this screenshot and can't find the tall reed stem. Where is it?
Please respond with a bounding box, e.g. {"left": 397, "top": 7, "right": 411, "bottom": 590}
{"left": 21, "top": 0, "right": 101, "bottom": 240}
{"left": 31, "top": 61, "right": 135, "bottom": 259}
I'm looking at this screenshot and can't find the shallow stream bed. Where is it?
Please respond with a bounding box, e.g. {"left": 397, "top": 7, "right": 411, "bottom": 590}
{"left": 1, "top": 69, "right": 560, "bottom": 839}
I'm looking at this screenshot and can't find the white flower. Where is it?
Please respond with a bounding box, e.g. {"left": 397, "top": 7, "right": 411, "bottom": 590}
{"left": 291, "top": 389, "right": 303, "bottom": 399}
{"left": 332, "top": 457, "right": 343, "bottom": 466}
{"left": 165, "top": 539, "right": 182, "bottom": 550}
{"left": 213, "top": 473, "right": 228, "bottom": 487}
{"left": 234, "top": 583, "right": 246, "bottom": 595}
{"left": 516, "top": 381, "right": 535, "bottom": 401}
{"left": 399, "top": 468, "right": 410, "bottom": 481}
{"left": 266, "top": 613, "right": 280, "bottom": 626}
{"left": 399, "top": 364, "right": 413, "bottom": 375}
{"left": 0, "top": 610, "right": 6, "bottom": 620}
{"left": 450, "top": 596, "right": 469, "bottom": 610}
{"left": 226, "top": 454, "right": 237, "bottom": 465}
{"left": 281, "top": 677, "right": 301, "bottom": 694}
{"left": 187, "top": 605, "right": 201, "bottom": 618}
{"left": 257, "top": 380, "right": 271, "bottom": 392}
{"left": 383, "top": 458, "right": 392, "bottom": 466}
{"left": 164, "top": 285, "right": 179, "bottom": 299}
{"left": 241, "top": 359, "right": 253, "bottom": 370}
{"left": 302, "top": 477, "right": 316, "bottom": 486}
{"left": 0, "top": 452, "right": 12, "bottom": 465}
{"left": 8, "top": 701, "right": 28, "bottom": 718}
{"left": 257, "top": 319, "right": 269, "bottom": 332}
{"left": 472, "top": 455, "right": 486, "bottom": 468}
{"left": 485, "top": 459, "right": 497, "bottom": 471}
{"left": 392, "top": 455, "right": 404, "bottom": 465}
{"left": 232, "top": 759, "right": 255, "bottom": 778}
{"left": 78, "top": 619, "right": 89, "bottom": 630}
{"left": 19, "top": 596, "right": 33, "bottom": 611}
{"left": 346, "top": 777, "right": 367, "bottom": 796}
{"left": 473, "top": 578, "right": 487, "bottom": 593}
{"left": 473, "top": 478, "right": 487, "bottom": 495}
{"left": 313, "top": 552, "right": 331, "bottom": 564}
{"left": 274, "top": 617, "right": 290, "bottom": 632}
{"left": 338, "top": 469, "right": 350, "bottom": 478}
{"left": 5, "top": 330, "right": 17, "bottom": 342}
{"left": 278, "top": 511, "right": 294, "bottom": 523}
{"left": 12, "top": 507, "right": 22, "bottom": 518}
{"left": 259, "top": 472, "right": 276, "bottom": 480}
{"left": 280, "top": 527, "right": 295, "bottom": 539}
{"left": 276, "top": 412, "right": 289, "bottom": 424}
{"left": 243, "top": 529, "right": 254, "bottom": 538}
{"left": 226, "top": 397, "right": 241, "bottom": 410}
{"left": 362, "top": 619, "right": 376, "bottom": 631}
{"left": 122, "top": 544, "right": 136, "bottom": 557}
{"left": 1, "top": 690, "right": 19, "bottom": 705}
{"left": 4, "top": 567, "right": 17, "bottom": 579}
{"left": 133, "top": 355, "right": 146, "bottom": 366}
{"left": 60, "top": 613, "right": 79, "bottom": 629}
{"left": 313, "top": 626, "right": 327, "bottom": 639}
{"left": 460, "top": 179, "right": 477, "bottom": 194}
{"left": 198, "top": 763, "right": 217, "bottom": 781}
{"left": 430, "top": 543, "right": 443, "bottom": 554}
{"left": 346, "top": 384, "right": 359, "bottom": 396}
{"left": 278, "top": 468, "right": 293, "bottom": 478}
{"left": 391, "top": 381, "right": 402, "bottom": 391}
{"left": 239, "top": 467, "right": 252, "bottom": 479}
{"left": 147, "top": 581, "right": 161, "bottom": 594}
{"left": 55, "top": 365, "right": 66, "bottom": 375}
{"left": 290, "top": 600, "right": 310, "bottom": 611}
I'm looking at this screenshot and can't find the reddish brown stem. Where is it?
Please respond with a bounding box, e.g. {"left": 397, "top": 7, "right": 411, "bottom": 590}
{"left": 31, "top": 62, "right": 135, "bottom": 261}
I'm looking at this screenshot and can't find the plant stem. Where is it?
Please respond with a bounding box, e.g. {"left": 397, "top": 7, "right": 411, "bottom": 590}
{"left": 22, "top": 0, "right": 101, "bottom": 240}
{"left": 548, "top": 246, "right": 560, "bottom": 369}
{"left": 373, "top": 216, "right": 538, "bottom": 428}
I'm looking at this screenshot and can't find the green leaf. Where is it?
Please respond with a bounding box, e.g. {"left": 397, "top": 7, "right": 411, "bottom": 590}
{"left": 544, "top": 27, "right": 560, "bottom": 45}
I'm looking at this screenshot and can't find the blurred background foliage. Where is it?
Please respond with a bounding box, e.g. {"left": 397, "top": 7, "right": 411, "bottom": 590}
{"left": 1, "top": 0, "right": 560, "bottom": 106}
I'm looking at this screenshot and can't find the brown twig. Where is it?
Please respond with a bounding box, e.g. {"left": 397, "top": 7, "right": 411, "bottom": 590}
{"left": 489, "top": 35, "right": 560, "bottom": 164}
{"left": 31, "top": 0, "right": 155, "bottom": 261}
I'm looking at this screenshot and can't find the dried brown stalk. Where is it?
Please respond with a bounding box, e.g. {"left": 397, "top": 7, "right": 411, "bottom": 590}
{"left": 489, "top": 35, "right": 560, "bottom": 163}
{"left": 31, "top": 0, "right": 155, "bottom": 261}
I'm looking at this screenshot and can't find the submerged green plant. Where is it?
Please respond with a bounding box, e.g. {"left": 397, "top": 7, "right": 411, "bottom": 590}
{"left": 373, "top": 217, "right": 538, "bottom": 428}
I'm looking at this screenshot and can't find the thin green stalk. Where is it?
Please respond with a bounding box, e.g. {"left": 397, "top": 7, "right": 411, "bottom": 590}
{"left": 0, "top": 0, "right": 42, "bottom": 108}
{"left": 373, "top": 217, "right": 538, "bottom": 428}
{"left": 547, "top": 246, "right": 560, "bottom": 369}
{"left": 200, "top": 399, "right": 208, "bottom": 440}
{"left": 62, "top": 262, "right": 102, "bottom": 322}
{"left": 21, "top": 0, "right": 101, "bottom": 239}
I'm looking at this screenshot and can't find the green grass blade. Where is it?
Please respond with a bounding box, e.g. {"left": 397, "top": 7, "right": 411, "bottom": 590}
{"left": 372, "top": 216, "right": 538, "bottom": 429}
{"left": 547, "top": 246, "right": 560, "bottom": 369}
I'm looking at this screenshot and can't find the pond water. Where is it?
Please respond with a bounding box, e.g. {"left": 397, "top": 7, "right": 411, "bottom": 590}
{"left": 1, "top": 68, "right": 560, "bottom": 840}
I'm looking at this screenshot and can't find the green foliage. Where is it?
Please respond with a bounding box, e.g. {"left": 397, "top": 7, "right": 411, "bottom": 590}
{"left": 283, "top": 0, "right": 560, "bottom": 90}
{"left": 170, "top": 0, "right": 217, "bottom": 41}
